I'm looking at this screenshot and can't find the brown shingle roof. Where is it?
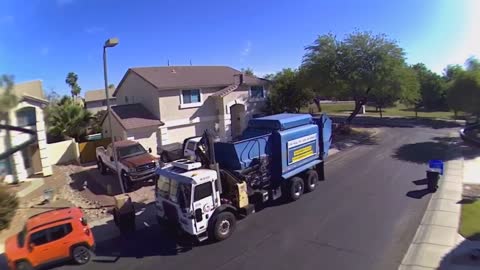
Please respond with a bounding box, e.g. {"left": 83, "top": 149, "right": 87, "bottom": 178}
{"left": 211, "top": 84, "right": 239, "bottom": 98}
{"left": 85, "top": 88, "right": 116, "bottom": 102}
{"left": 104, "top": 103, "right": 163, "bottom": 130}
{"left": 114, "top": 66, "right": 267, "bottom": 96}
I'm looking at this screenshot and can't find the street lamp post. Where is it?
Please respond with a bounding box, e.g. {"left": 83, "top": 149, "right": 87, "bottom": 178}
{"left": 103, "top": 37, "right": 126, "bottom": 194}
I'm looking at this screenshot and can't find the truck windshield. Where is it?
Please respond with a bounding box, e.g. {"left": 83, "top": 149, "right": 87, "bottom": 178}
{"left": 156, "top": 176, "right": 192, "bottom": 209}
{"left": 118, "top": 144, "right": 147, "bottom": 159}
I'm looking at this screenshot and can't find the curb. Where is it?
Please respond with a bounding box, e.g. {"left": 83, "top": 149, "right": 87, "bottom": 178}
{"left": 398, "top": 133, "right": 464, "bottom": 269}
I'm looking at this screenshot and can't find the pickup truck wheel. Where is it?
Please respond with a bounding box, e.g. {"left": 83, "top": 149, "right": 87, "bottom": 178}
{"left": 15, "top": 261, "right": 33, "bottom": 270}
{"left": 97, "top": 159, "right": 107, "bottom": 175}
{"left": 121, "top": 172, "right": 132, "bottom": 192}
{"left": 287, "top": 176, "right": 304, "bottom": 201}
{"left": 211, "top": 212, "right": 236, "bottom": 241}
{"left": 304, "top": 170, "right": 319, "bottom": 192}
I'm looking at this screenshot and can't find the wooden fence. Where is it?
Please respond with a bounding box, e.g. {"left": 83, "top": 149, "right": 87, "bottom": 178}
{"left": 78, "top": 137, "right": 111, "bottom": 164}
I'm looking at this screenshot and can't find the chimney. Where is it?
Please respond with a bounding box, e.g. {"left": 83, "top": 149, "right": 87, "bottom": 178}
{"left": 233, "top": 73, "right": 244, "bottom": 85}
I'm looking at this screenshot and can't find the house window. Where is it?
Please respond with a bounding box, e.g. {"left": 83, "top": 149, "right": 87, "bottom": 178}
{"left": 16, "top": 107, "right": 36, "bottom": 127}
{"left": 182, "top": 89, "right": 201, "bottom": 104}
{"left": 250, "top": 86, "right": 265, "bottom": 99}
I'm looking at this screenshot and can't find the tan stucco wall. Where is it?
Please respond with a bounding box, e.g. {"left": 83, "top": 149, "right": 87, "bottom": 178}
{"left": 126, "top": 127, "right": 158, "bottom": 156}
{"left": 166, "top": 119, "right": 216, "bottom": 144}
{"left": 85, "top": 99, "right": 116, "bottom": 114}
{"left": 158, "top": 87, "right": 222, "bottom": 122}
{"left": 102, "top": 114, "right": 127, "bottom": 141}
{"left": 115, "top": 71, "right": 160, "bottom": 118}
{"left": 46, "top": 139, "right": 79, "bottom": 165}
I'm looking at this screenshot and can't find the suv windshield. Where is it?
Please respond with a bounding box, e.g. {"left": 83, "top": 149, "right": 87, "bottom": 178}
{"left": 156, "top": 176, "right": 192, "bottom": 209}
{"left": 118, "top": 144, "right": 147, "bottom": 159}
{"left": 17, "top": 225, "right": 27, "bottom": 248}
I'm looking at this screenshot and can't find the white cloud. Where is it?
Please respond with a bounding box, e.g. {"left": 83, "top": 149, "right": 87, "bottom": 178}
{"left": 40, "top": 47, "right": 49, "bottom": 56}
{"left": 84, "top": 26, "right": 105, "bottom": 34}
{"left": 0, "top": 15, "right": 14, "bottom": 24}
{"left": 56, "top": 0, "right": 74, "bottom": 6}
{"left": 241, "top": 40, "right": 252, "bottom": 56}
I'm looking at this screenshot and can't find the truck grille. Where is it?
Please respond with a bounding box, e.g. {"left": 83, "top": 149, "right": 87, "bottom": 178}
{"left": 136, "top": 162, "right": 155, "bottom": 172}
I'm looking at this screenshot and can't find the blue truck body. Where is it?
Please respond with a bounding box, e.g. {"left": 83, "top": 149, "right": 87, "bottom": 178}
{"left": 214, "top": 113, "right": 332, "bottom": 183}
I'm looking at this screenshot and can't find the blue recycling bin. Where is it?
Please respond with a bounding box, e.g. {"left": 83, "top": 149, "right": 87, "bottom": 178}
{"left": 427, "top": 160, "right": 443, "bottom": 191}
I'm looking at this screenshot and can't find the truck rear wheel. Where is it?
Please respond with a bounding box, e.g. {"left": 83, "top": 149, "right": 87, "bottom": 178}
{"left": 287, "top": 176, "right": 304, "bottom": 201}
{"left": 304, "top": 169, "right": 319, "bottom": 192}
{"left": 210, "top": 212, "right": 236, "bottom": 241}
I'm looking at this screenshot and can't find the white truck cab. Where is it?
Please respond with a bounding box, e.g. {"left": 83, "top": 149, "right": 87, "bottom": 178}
{"left": 183, "top": 137, "right": 201, "bottom": 160}
{"left": 155, "top": 159, "right": 232, "bottom": 241}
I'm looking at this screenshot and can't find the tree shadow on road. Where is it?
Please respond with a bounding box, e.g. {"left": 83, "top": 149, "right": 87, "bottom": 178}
{"left": 438, "top": 233, "right": 480, "bottom": 269}
{"left": 330, "top": 116, "right": 465, "bottom": 129}
{"left": 392, "top": 136, "right": 480, "bottom": 164}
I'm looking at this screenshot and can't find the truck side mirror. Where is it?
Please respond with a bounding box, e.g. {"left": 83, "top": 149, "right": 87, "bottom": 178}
{"left": 110, "top": 156, "right": 114, "bottom": 162}
{"left": 28, "top": 242, "right": 35, "bottom": 252}
{"left": 148, "top": 148, "right": 152, "bottom": 153}
{"left": 195, "top": 209, "right": 203, "bottom": 222}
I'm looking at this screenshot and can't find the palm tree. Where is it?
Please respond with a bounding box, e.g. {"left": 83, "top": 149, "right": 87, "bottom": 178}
{"left": 65, "top": 72, "right": 81, "bottom": 98}
{"left": 47, "top": 98, "right": 92, "bottom": 142}
{"left": 0, "top": 75, "right": 18, "bottom": 183}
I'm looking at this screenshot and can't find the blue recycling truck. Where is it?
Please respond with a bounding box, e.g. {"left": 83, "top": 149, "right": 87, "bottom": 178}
{"left": 155, "top": 113, "right": 332, "bottom": 241}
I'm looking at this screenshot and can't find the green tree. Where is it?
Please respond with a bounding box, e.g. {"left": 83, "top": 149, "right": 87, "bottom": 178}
{"left": 447, "top": 70, "right": 480, "bottom": 119}
{"left": 0, "top": 75, "right": 17, "bottom": 119}
{"left": 65, "top": 72, "right": 81, "bottom": 98}
{"left": 399, "top": 66, "right": 421, "bottom": 117}
{"left": 412, "top": 63, "right": 447, "bottom": 110}
{"left": 108, "top": 84, "right": 115, "bottom": 89}
{"left": 90, "top": 110, "right": 106, "bottom": 134}
{"left": 265, "top": 68, "right": 314, "bottom": 114}
{"left": 466, "top": 57, "right": 480, "bottom": 72}
{"left": 0, "top": 185, "right": 18, "bottom": 230}
{"left": 241, "top": 68, "right": 254, "bottom": 76}
{"left": 302, "top": 31, "right": 407, "bottom": 123}
{"left": 47, "top": 97, "right": 92, "bottom": 142}
{"left": 443, "top": 64, "right": 464, "bottom": 82}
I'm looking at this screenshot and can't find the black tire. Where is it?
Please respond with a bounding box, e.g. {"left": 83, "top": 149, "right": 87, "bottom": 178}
{"left": 210, "top": 212, "right": 236, "bottom": 241}
{"left": 71, "top": 245, "right": 92, "bottom": 265}
{"left": 304, "top": 169, "right": 319, "bottom": 192}
{"left": 287, "top": 176, "right": 304, "bottom": 201}
{"left": 15, "top": 261, "right": 33, "bottom": 270}
{"left": 121, "top": 171, "right": 132, "bottom": 192}
{"left": 97, "top": 159, "right": 107, "bottom": 175}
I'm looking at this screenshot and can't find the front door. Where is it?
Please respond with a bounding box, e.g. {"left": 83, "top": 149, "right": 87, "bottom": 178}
{"left": 230, "top": 104, "right": 246, "bottom": 139}
{"left": 30, "top": 145, "right": 42, "bottom": 175}
{"left": 192, "top": 181, "right": 215, "bottom": 233}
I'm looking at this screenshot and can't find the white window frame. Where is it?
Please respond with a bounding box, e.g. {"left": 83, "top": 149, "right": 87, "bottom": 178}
{"left": 249, "top": 85, "right": 266, "bottom": 101}
{"left": 179, "top": 89, "right": 203, "bottom": 109}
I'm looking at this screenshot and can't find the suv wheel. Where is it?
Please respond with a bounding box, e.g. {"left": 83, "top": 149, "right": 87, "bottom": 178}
{"left": 71, "top": 245, "right": 92, "bottom": 265}
{"left": 16, "top": 261, "right": 33, "bottom": 270}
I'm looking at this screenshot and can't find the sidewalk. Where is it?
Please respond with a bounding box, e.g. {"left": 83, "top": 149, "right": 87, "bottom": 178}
{"left": 399, "top": 137, "right": 480, "bottom": 269}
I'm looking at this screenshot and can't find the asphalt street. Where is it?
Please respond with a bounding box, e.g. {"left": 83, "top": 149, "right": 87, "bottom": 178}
{"left": 54, "top": 126, "right": 457, "bottom": 270}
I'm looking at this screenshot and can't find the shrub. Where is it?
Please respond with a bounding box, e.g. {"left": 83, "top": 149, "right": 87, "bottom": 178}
{"left": 0, "top": 185, "right": 19, "bottom": 231}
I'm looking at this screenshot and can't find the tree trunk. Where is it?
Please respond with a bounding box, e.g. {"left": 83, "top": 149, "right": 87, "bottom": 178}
{"left": 453, "top": 110, "right": 457, "bottom": 120}
{"left": 346, "top": 99, "right": 365, "bottom": 124}
{"left": 379, "top": 105, "right": 383, "bottom": 118}
{"left": 313, "top": 98, "right": 322, "bottom": 112}
{"left": 346, "top": 89, "right": 370, "bottom": 124}
{"left": 415, "top": 108, "right": 418, "bottom": 119}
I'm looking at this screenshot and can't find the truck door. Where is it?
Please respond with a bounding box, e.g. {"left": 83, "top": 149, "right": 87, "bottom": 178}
{"left": 105, "top": 145, "right": 114, "bottom": 170}
{"left": 192, "top": 181, "right": 215, "bottom": 233}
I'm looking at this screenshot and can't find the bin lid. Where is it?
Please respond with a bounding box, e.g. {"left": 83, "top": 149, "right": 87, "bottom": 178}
{"left": 247, "top": 113, "right": 312, "bottom": 130}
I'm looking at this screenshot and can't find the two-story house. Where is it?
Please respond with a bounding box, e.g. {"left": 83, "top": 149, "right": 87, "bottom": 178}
{"left": 0, "top": 80, "right": 52, "bottom": 183}
{"left": 101, "top": 66, "right": 269, "bottom": 154}
{"left": 84, "top": 87, "right": 116, "bottom": 114}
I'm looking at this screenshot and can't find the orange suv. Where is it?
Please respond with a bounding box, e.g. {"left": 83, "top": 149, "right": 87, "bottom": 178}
{"left": 4, "top": 207, "right": 95, "bottom": 270}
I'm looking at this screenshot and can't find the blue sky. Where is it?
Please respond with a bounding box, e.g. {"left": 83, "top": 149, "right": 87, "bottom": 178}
{"left": 0, "top": 0, "right": 478, "bottom": 96}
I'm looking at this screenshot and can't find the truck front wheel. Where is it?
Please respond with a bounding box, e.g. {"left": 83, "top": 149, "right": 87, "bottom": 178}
{"left": 304, "top": 169, "right": 319, "bottom": 192}
{"left": 287, "top": 176, "right": 304, "bottom": 201}
{"left": 210, "top": 212, "right": 236, "bottom": 241}
{"left": 121, "top": 172, "right": 132, "bottom": 192}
